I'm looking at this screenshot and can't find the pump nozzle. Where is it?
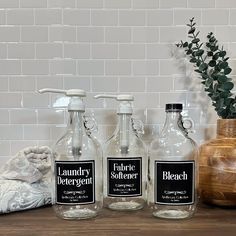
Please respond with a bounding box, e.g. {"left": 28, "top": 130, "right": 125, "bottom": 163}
{"left": 94, "top": 94, "right": 133, "bottom": 115}
{"left": 39, "top": 88, "right": 87, "bottom": 157}
{"left": 94, "top": 94, "right": 133, "bottom": 101}
{"left": 38, "top": 88, "right": 86, "bottom": 112}
{"left": 94, "top": 93, "right": 134, "bottom": 154}
{"left": 39, "top": 88, "right": 86, "bottom": 97}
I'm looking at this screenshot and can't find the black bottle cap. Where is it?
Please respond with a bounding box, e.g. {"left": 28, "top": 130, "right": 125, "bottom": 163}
{"left": 165, "top": 103, "right": 183, "bottom": 111}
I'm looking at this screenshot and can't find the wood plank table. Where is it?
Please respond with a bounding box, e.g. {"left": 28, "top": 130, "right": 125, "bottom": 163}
{"left": 0, "top": 204, "right": 235, "bottom": 236}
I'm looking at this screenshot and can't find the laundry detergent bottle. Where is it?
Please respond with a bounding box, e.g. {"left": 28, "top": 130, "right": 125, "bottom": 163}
{"left": 39, "top": 88, "right": 103, "bottom": 220}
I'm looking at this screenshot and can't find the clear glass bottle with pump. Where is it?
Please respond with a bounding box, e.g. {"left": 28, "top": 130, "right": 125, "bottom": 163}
{"left": 94, "top": 94, "right": 147, "bottom": 211}
{"left": 39, "top": 88, "right": 103, "bottom": 220}
{"left": 148, "top": 103, "right": 198, "bottom": 219}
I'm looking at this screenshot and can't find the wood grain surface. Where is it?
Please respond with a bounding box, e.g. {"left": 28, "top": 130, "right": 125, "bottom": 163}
{"left": 0, "top": 204, "right": 236, "bottom": 236}
{"left": 199, "top": 119, "right": 236, "bottom": 206}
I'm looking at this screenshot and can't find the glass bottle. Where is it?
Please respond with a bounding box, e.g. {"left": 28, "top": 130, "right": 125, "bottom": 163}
{"left": 39, "top": 88, "right": 103, "bottom": 220}
{"left": 94, "top": 94, "right": 147, "bottom": 211}
{"left": 148, "top": 103, "right": 198, "bottom": 219}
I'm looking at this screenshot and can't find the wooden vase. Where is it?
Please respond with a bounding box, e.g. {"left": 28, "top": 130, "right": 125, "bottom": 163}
{"left": 199, "top": 119, "right": 236, "bottom": 206}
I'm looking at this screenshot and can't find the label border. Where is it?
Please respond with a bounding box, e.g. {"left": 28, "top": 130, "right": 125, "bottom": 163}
{"left": 107, "top": 157, "right": 142, "bottom": 197}
{"left": 154, "top": 160, "right": 195, "bottom": 206}
{"left": 55, "top": 160, "right": 95, "bottom": 205}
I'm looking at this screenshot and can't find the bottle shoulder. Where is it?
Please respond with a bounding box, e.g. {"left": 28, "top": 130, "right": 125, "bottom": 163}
{"left": 149, "top": 131, "right": 197, "bottom": 160}
{"left": 53, "top": 131, "right": 102, "bottom": 158}
{"left": 104, "top": 134, "right": 146, "bottom": 157}
{"left": 150, "top": 131, "right": 196, "bottom": 148}
{"left": 105, "top": 133, "right": 146, "bottom": 148}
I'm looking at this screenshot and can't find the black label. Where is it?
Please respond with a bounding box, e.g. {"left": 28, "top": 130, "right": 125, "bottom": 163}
{"left": 155, "top": 161, "right": 195, "bottom": 205}
{"left": 107, "top": 157, "right": 142, "bottom": 197}
{"left": 55, "top": 161, "right": 95, "bottom": 205}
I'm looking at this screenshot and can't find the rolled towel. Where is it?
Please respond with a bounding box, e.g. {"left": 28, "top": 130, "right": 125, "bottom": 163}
{"left": 0, "top": 146, "right": 52, "bottom": 214}
{"left": 0, "top": 146, "right": 51, "bottom": 183}
{"left": 0, "top": 180, "right": 51, "bottom": 214}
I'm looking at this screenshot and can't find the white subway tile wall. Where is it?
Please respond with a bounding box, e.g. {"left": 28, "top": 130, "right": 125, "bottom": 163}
{"left": 0, "top": 0, "right": 233, "bottom": 163}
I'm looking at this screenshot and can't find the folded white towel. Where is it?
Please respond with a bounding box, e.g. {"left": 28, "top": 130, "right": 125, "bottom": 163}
{"left": 0, "top": 146, "right": 52, "bottom": 214}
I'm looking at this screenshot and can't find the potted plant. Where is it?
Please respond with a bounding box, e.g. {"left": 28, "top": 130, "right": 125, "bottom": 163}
{"left": 177, "top": 18, "right": 236, "bottom": 206}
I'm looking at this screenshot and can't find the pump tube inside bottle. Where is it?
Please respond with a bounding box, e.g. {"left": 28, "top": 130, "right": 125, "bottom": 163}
{"left": 119, "top": 113, "right": 130, "bottom": 155}
{"left": 70, "top": 112, "right": 83, "bottom": 158}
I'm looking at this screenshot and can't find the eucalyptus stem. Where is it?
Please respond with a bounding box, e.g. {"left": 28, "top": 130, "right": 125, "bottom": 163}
{"left": 177, "top": 17, "right": 236, "bottom": 119}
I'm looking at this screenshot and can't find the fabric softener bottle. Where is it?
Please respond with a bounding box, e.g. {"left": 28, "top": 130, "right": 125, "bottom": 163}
{"left": 148, "top": 103, "right": 198, "bottom": 219}
{"left": 39, "top": 88, "right": 103, "bottom": 220}
{"left": 94, "top": 94, "right": 147, "bottom": 211}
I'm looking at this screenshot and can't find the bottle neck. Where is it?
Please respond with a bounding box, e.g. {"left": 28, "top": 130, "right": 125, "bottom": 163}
{"left": 68, "top": 111, "right": 83, "bottom": 129}
{"left": 162, "top": 111, "right": 183, "bottom": 134}
{"left": 117, "top": 113, "right": 132, "bottom": 154}
{"left": 68, "top": 111, "right": 83, "bottom": 156}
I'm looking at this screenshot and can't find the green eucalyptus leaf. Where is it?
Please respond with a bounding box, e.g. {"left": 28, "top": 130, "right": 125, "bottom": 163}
{"left": 195, "top": 69, "right": 202, "bottom": 74}
{"left": 201, "top": 73, "right": 208, "bottom": 79}
{"left": 224, "top": 67, "right": 232, "bottom": 75}
{"left": 192, "top": 38, "right": 200, "bottom": 44}
{"left": 195, "top": 49, "right": 204, "bottom": 56}
{"left": 188, "top": 43, "right": 193, "bottom": 48}
{"left": 217, "top": 109, "right": 228, "bottom": 118}
{"left": 199, "top": 63, "right": 208, "bottom": 71}
{"left": 219, "top": 51, "right": 226, "bottom": 57}
{"left": 207, "top": 51, "right": 213, "bottom": 56}
{"left": 186, "top": 49, "right": 192, "bottom": 55}
{"left": 209, "top": 60, "right": 216, "bottom": 67}
{"left": 213, "top": 53, "right": 219, "bottom": 60}
{"left": 210, "top": 45, "right": 218, "bottom": 52}
{"left": 223, "top": 82, "right": 234, "bottom": 90}
{"left": 220, "top": 91, "right": 230, "bottom": 98}
{"left": 213, "top": 83, "right": 219, "bottom": 92}
{"left": 217, "top": 75, "right": 227, "bottom": 83}
{"left": 230, "top": 105, "right": 236, "bottom": 113}
{"left": 190, "top": 57, "right": 197, "bottom": 63}
{"left": 183, "top": 42, "right": 188, "bottom": 47}
{"left": 196, "top": 60, "right": 201, "bottom": 66}
{"left": 225, "top": 98, "right": 234, "bottom": 106}
{"left": 205, "top": 78, "right": 213, "bottom": 87}
{"left": 211, "top": 93, "right": 220, "bottom": 100}
{"left": 219, "top": 61, "right": 228, "bottom": 69}
{"left": 218, "top": 88, "right": 225, "bottom": 92}
{"left": 188, "top": 28, "right": 195, "bottom": 34}
{"left": 207, "top": 32, "right": 213, "bottom": 38}
{"left": 209, "top": 37, "right": 216, "bottom": 43}
{"left": 214, "top": 65, "right": 221, "bottom": 72}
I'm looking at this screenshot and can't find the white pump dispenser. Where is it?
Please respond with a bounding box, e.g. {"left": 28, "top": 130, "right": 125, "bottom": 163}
{"left": 39, "top": 88, "right": 103, "bottom": 220}
{"left": 39, "top": 88, "right": 86, "bottom": 111}
{"left": 94, "top": 94, "right": 134, "bottom": 154}
{"left": 94, "top": 93, "right": 147, "bottom": 211}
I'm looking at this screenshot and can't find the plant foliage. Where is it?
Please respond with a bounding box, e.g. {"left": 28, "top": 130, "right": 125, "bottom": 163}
{"left": 176, "top": 17, "right": 236, "bottom": 119}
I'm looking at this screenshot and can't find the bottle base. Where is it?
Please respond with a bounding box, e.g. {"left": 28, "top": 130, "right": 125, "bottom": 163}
{"left": 108, "top": 201, "right": 144, "bottom": 211}
{"left": 56, "top": 208, "right": 98, "bottom": 220}
{"left": 153, "top": 210, "right": 192, "bottom": 219}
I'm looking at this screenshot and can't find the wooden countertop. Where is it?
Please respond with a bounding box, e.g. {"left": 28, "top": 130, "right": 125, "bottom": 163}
{"left": 0, "top": 204, "right": 235, "bottom": 236}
